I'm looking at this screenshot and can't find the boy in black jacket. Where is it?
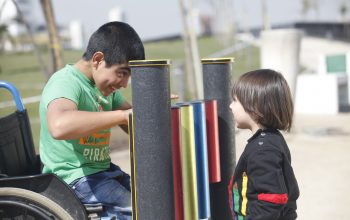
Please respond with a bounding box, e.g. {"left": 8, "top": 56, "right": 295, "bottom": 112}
{"left": 228, "top": 69, "right": 299, "bottom": 220}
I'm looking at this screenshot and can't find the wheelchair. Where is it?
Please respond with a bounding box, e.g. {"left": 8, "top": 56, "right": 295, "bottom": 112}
{"left": 0, "top": 81, "right": 103, "bottom": 220}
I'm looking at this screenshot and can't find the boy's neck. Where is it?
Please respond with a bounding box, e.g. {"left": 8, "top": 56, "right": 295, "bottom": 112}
{"left": 74, "top": 59, "right": 93, "bottom": 81}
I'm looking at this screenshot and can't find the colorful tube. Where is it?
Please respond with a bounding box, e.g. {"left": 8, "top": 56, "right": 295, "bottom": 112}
{"left": 204, "top": 99, "right": 221, "bottom": 183}
{"left": 130, "top": 60, "right": 174, "bottom": 220}
{"left": 191, "top": 101, "right": 211, "bottom": 219}
{"left": 202, "top": 57, "right": 236, "bottom": 220}
{"left": 171, "top": 106, "right": 184, "bottom": 220}
{"left": 179, "top": 104, "right": 199, "bottom": 220}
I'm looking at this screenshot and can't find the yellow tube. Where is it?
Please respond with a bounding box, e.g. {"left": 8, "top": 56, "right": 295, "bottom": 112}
{"left": 180, "top": 105, "right": 199, "bottom": 220}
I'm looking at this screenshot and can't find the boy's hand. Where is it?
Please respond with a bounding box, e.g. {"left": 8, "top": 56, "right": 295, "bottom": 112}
{"left": 123, "top": 108, "right": 133, "bottom": 124}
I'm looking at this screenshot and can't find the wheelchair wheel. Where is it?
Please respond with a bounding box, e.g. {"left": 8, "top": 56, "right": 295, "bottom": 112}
{"left": 0, "top": 187, "right": 75, "bottom": 220}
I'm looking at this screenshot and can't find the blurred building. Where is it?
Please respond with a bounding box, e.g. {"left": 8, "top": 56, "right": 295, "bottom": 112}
{"left": 245, "top": 21, "right": 350, "bottom": 42}
{"left": 69, "top": 20, "right": 84, "bottom": 50}
{"left": 108, "top": 6, "right": 125, "bottom": 22}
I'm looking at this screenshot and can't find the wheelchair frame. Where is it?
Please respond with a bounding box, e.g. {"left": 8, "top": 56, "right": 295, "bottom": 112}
{"left": 0, "top": 81, "right": 92, "bottom": 219}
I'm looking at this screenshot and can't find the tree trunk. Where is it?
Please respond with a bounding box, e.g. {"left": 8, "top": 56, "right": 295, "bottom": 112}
{"left": 40, "top": 0, "right": 63, "bottom": 75}
{"left": 178, "top": 0, "right": 203, "bottom": 100}
{"left": 261, "top": 0, "right": 270, "bottom": 30}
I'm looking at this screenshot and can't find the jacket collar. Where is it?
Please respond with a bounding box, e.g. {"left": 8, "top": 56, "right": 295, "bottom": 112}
{"left": 247, "top": 128, "right": 279, "bottom": 142}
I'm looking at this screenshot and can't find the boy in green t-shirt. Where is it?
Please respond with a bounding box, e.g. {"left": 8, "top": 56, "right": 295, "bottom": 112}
{"left": 39, "top": 21, "right": 145, "bottom": 219}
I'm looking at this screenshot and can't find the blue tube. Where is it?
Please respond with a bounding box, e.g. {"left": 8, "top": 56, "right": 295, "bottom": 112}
{"left": 191, "top": 100, "right": 211, "bottom": 219}
{"left": 0, "top": 81, "right": 24, "bottom": 112}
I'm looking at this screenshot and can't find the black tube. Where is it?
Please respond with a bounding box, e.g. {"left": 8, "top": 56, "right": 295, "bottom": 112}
{"left": 202, "top": 57, "right": 236, "bottom": 220}
{"left": 130, "top": 59, "right": 174, "bottom": 220}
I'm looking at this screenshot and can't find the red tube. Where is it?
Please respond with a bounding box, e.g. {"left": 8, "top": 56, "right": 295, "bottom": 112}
{"left": 204, "top": 100, "right": 221, "bottom": 183}
{"left": 171, "top": 106, "right": 184, "bottom": 220}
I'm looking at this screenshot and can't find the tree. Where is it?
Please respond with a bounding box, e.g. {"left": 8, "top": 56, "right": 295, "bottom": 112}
{"left": 301, "top": 0, "right": 312, "bottom": 18}
{"left": 40, "top": 0, "right": 63, "bottom": 75}
{"left": 200, "top": 0, "right": 236, "bottom": 46}
{"left": 178, "top": 0, "right": 203, "bottom": 100}
{"left": 301, "top": 0, "right": 320, "bottom": 20}
{"left": 0, "top": 24, "right": 12, "bottom": 53}
{"left": 340, "top": 2, "right": 348, "bottom": 22}
{"left": 0, "top": 1, "right": 11, "bottom": 52}
{"left": 261, "top": 0, "right": 270, "bottom": 30}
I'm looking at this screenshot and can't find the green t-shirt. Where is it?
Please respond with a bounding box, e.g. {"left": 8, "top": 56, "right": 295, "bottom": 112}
{"left": 39, "top": 64, "right": 125, "bottom": 184}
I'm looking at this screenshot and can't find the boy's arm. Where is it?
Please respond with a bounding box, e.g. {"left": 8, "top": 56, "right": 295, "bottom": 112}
{"left": 47, "top": 98, "right": 131, "bottom": 140}
{"left": 245, "top": 148, "right": 288, "bottom": 220}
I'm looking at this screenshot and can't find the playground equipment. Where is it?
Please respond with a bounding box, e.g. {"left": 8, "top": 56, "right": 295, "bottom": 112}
{"left": 129, "top": 60, "right": 174, "bottom": 220}
{"left": 129, "top": 58, "right": 235, "bottom": 220}
{"left": 0, "top": 56, "right": 235, "bottom": 220}
{"left": 202, "top": 58, "right": 236, "bottom": 220}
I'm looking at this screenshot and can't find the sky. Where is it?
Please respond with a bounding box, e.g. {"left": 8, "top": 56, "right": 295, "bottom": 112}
{"left": 1, "top": 0, "right": 350, "bottom": 40}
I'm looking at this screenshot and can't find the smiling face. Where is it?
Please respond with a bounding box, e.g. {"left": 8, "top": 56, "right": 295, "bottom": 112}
{"left": 93, "top": 61, "right": 131, "bottom": 96}
{"left": 89, "top": 52, "right": 131, "bottom": 96}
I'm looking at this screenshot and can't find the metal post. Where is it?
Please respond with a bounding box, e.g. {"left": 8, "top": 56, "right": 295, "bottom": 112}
{"left": 130, "top": 60, "right": 174, "bottom": 220}
{"left": 171, "top": 106, "right": 184, "bottom": 220}
{"left": 204, "top": 99, "right": 221, "bottom": 183}
{"left": 179, "top": 103, "right": 198, "bottom": 220}
{"left": 202, "top": 57, "right": 236, "bottom": 220}
{"left": 190, "top": 101, "right": 211, "bottom": 219}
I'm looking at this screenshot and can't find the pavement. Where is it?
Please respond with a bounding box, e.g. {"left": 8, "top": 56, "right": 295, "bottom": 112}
{"left": 110, "top": 36, "right": 350, "bottom": 220}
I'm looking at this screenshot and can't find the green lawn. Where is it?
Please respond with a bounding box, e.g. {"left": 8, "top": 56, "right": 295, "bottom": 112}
{"left": 0, "top": 36, "right": 260, "bottom": 150}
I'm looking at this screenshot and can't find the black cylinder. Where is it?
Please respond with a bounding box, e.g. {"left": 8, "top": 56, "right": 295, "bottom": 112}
{"left": 202, "top": 58, "right": 236, "bottom": 220}
{"left": 130, "top": 59, "right": 174, "bottom": 220}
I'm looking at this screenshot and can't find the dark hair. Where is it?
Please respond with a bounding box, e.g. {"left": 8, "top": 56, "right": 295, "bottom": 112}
{"left": 231, "top": 69, "right": 293, "bottom": 131}
{"left": 82, "top": 21, "right": 145, "bottom": 67}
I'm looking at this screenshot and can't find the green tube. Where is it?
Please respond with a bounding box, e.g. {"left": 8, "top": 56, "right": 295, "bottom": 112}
{"left": 180, "top": 104, "right": 199, "bottom": 220}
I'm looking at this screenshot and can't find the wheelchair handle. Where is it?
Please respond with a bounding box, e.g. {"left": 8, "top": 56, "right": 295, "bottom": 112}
{"left": 0, "top": 81, "right": 25, "bottom": 112}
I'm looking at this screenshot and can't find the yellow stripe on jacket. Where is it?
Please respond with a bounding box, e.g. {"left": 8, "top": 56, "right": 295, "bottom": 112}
{"left": 241, "top": 172, "right": 248, "bottom": 216}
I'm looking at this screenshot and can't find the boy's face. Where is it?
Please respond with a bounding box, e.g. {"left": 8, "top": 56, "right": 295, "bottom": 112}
{"left": 93, "top": 61, "right": 131, "bottom": 96}
{"left": 229, "top": 97, "right": 255, "bottom": 130}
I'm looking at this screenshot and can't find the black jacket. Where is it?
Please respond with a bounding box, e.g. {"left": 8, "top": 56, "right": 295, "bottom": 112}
{"left": 228, "top": 129, "right": 299, "bottom": 220}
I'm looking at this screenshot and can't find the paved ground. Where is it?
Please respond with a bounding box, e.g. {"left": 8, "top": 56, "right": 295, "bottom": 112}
{"left": 110, "top": 36, "right": 350, "bottom": 219}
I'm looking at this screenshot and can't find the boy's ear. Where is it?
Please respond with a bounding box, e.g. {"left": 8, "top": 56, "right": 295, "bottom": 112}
{"left": 92, "top": 51, "right": 105, "bottom": 68}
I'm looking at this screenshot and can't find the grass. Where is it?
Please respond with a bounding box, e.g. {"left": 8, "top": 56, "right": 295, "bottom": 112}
{"left": 0, "top": 36, "right": 260, "bottom": 150}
